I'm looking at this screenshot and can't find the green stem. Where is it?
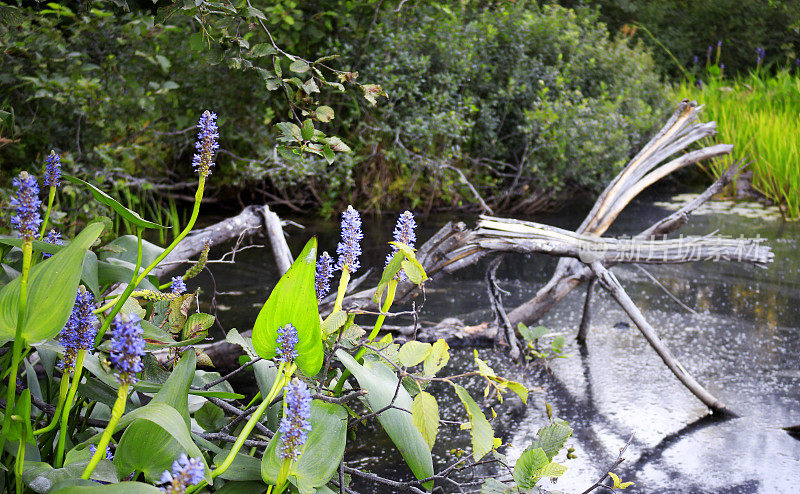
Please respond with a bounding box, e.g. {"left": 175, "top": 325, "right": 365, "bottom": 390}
{"left": 95, "top": 177, "right": 206, "bottom": 341}
{"left": 15, "top": 430, "right": 26, "bottom": 494}
{"left": 94, "top": 227, "right": 143, "bottom": 343}
{"left": 81, "top": 382, "right": 129, "bottom": 479}
{"left": 332, "top": 267, "right": 350, "bottom": 313}
{"left": 333, "top": 279, "right": 397, "bottom": 395}
{"left": 55, "top": 349, "right": 86, "bottom": 467}
{"left": 39, "top": 186, "right": 57, "bottom": 239}
{"left": 188, "top": 363, "right": 294, "bottom": 493}
{"left": 0, "top": 240, "right": 32, "bottom": 455}
{"left": 33, "top": 372, "right": 71, "bottom": 435}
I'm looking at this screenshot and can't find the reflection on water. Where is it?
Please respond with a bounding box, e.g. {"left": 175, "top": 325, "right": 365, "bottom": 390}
{"left": 196, "top": 190, "right": 800, "bottom": 493}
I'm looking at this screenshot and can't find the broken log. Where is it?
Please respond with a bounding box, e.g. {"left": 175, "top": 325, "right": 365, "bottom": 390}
{"left": 588, "top": 260, "right": 736, "bottom": 416}
{"left": 152, "top": 204, "right": 294, "bottom": 277}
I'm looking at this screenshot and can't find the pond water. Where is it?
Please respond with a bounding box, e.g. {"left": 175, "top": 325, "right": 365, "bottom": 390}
{"left": 196, "top": 188, "right": 800, "bottom": 493}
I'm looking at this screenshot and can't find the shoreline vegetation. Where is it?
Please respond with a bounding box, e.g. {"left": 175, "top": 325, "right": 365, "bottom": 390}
{"left": 1, "top": 0, "right": 798, "bottom": 224}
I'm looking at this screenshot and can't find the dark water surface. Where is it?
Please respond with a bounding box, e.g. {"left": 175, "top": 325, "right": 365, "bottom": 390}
{"left": 196, "top": 191, "right": 800, "bottom": 493}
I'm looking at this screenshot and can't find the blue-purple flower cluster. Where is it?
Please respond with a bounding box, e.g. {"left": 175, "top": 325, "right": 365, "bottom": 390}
{"left": 335, "top": 205, "right": 363, "bottom": 273}
{"left": 192, "top": 111, "right": 220, "bottom": 177}
{"left": 276, "top": 323, "right": 299, "bottom": 363}
{"left": 385, "top": 211, "right": 417, "bottom": 280}
{"left": 57, "top": 287, "right": 99, "bottom": 372}
{"left": 278, "top": 379, "right": 312, "bottom": 461}
{"left": 109, "top": 314, "right": 145, "bottom": 384}
{"left": 89, "top": 444, "right": 114, "bottom": 461}
{"left": 315, "top": 251, "right": 334, "bottom": 299}
{"left": 43, "top": 229, "right": 63, "bottom": 259}
{"left": 170, "top": 276, "right": 187, "bottom": 295}
{"left": 159, "top": 454, "right": 204, "bottom": 493}
{"left": 756, "top": 47, "right": 766, "bottom": 66}
{"left": 11, "top": 172, "right": 42, "bottom": 239}
{"left": 44, "top": 151, "right": 61, "bottom": 188}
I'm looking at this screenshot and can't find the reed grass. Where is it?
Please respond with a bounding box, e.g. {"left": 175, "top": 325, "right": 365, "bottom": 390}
{"left": 673, "top": 70, "right": 800, "bottom": 220}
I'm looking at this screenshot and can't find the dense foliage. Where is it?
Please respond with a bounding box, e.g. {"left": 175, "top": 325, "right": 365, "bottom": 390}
{"left": 351, "top": 3, "right": 668, "bottom": 208}
{"left": 1, "top": 1, "right": 669, "bottom": 215}
{"left": 560, "top": 0, "right": 800, "bottom": 77}
{"left": 0, "top": 117, "right": 601, "bottom": 493}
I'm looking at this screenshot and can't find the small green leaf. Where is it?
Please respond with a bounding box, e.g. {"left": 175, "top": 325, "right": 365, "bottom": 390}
{"left": 321, "top": 310, "right": 347, "bottom": 337}
{"left": 64, "top": 176, "right": 165, "bottom": 229}
{"left": 528, "top": 422, "right": 573, "bottom": 461}
{"left": 518, "top": 323, "right": 549, "bottom": 342}
{"left": 248, "top": 43, "right": 276, "bottom": 57}
{"left": 322, "top": 144, "right": 335, "bottom": 165}
{"left": 609, "top": 472, "right": 634, "bottom": 489}
{"left": 184, "top": 312, "right": 214, "bottom": 340}
{"left": 275, "top": 122, "right": 303, "bottom": 143}
{"left": 361, "top": 84, "right": 387, "bottom": 105}
{"left": 289, "top": 60, "right": 310, "bottom": 73}
{"left": 301, "top": 119, "right": 315, "bottom": 141}
{"left": 195, "top": 401, "right": 226, "bottom": 431}
{"left": 244, "top": 6, "right": 266, "bottom": 19}
{"left": 252, "top": 238, "right": 322, "bottom": 376}
{"left": 423, "top": 339, "right": 450, "bottom": 376}
{"left": 315, "top": 106, "right": 334, "bottom": 122}
{"left": 452, "top": 384, "right": 495, "bottom": 461}
{"left": 398, "top": 341, "right": 432, "bottom": 367}
{"left": 411, "top": 391, "right": 439, "bottom": 450}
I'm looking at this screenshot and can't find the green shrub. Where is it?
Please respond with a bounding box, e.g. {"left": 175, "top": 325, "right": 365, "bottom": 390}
{"left": 351, "top": 2, "right": 669, "bottom": 207}
{"left": 559, "top": 0, "right": 800, "bottom": 78}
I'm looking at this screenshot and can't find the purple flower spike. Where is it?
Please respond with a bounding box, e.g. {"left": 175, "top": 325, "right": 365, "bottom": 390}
{"left": 278, "top": 379, "right": 312, "bottom": 461}
{"left": 44, "top": 151, "right": 61, "bottom": 188}
{"left": 170, "top": 276, "right": 186, "bottom": 295}
{"left": 89, "top": 444, "right": 114, "bottom": 461}
{"left": 159, "top": 454, "right": 204, "bottom": 493}
{"left": 43, "top": 229, "right": 63, "bottom": 259}
{"left": 385, "top": 211, "right": 417, "bottom": 280}
{"left": 335, "top": 205, "right": 363, "bottom": 273}
{"left": 315, "top": 251, "right": 334, "bottom": 299}
{"left": 109, "top": 314, "right": 145, "bottom": 384}
{"left": 192, "top": 110, "right": 220, "bottom": 177}
{"left": 275, "top": 323, "right": 299, "bottom": 363}
{"left": 57, "top": 287, "right": 99, "bottom": 373}
{"left": 11, "top": 171, "right": 42, "bottom": 240}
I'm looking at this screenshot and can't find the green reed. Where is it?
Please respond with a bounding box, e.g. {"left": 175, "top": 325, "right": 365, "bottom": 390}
{"left": 673, "top": 70, "right": 800, "bottom": 220}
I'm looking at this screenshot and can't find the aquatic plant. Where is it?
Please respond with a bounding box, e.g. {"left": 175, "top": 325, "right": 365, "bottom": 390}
{"left": 10, "top": 172, "right": 42, "bottom": 239}
{"left": 674, "top": 70, "right": 800, "bottom": 220}
{"left": 0, "top": 112, "right": 561, "bottom": 494}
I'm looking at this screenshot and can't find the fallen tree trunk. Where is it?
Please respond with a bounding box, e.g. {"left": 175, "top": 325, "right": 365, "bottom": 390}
{"left": 331, "top": 100, "right": 770, "bottom": 414}
{"left": 152, "top": 204, "right": 293, "bottom": 277}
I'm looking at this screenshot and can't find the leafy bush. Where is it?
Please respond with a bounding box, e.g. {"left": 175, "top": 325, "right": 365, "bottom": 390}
{"left": 559, "top": 0, "right": 800, "bottom": 77}
{"left": 2, "top": 1, "right": 668, "bottom": 214}
{"left": 351, "top": 2, "right": 669, "bottom": 207}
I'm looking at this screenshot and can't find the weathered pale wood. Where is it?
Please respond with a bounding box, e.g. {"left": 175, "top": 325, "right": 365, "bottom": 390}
{"left": 153, "top": 204, "right": 293, "bottom": 277}
{"left": 588, "top": 261, "right": 735, "bottom": 416}
{"left": 576, "top": 278, "right": 596, "bottom": 344}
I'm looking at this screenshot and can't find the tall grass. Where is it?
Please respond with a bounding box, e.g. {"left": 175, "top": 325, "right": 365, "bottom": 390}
{"left": 673, "top": 70, "right": 800, "bottom": 220}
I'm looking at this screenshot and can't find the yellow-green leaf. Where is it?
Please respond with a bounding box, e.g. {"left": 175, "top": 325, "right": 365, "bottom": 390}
{"left": 423, "top": 339, "right": 450, "bottom": 376}
{"left": 398, "top": 341, "right": 432, "bottom": 367}
{"left": 411, "top": 391, "right": 439, "bottom": 450}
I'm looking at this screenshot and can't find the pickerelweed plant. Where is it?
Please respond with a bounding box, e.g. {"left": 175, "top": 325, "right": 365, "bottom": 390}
{"left": 0, "top": 111, "right": 590, "bottom": 494}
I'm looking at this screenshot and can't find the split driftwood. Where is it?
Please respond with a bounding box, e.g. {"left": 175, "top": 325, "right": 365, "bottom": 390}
{"left": 152, "top": 204, "right": 294, "bottom": 277}
{"left": 335, "top": 100, "right": 771, "bottom": 415}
